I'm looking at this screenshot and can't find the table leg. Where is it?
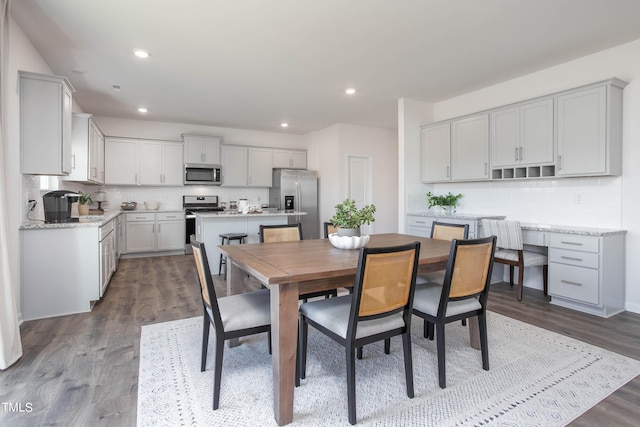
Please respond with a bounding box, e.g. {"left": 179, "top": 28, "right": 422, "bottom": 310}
{"left": 226, "top": 259, "right": 245, "bottom": 348}
{"left": 271, "top": 282, "right": 299, "bottom": 426}
{"left": 468, "top": 316, "right": 480, "bottom": 350}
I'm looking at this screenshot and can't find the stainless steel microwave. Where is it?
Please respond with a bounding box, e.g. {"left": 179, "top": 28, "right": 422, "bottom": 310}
{"left": 184, "top": 163, "right": 222, "bottom": 185}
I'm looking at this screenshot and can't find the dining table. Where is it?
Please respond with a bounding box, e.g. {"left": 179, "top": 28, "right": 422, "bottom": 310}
{"left": 218, "top": 232, "right": 480, "bottom": 425}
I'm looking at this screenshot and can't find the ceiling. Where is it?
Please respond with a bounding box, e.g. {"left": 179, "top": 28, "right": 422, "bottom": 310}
{"left": 11, "top": 0, "right": 640, "bottom": 135}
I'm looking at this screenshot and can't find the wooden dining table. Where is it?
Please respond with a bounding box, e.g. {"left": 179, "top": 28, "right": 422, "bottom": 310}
{"left": 218, "top": 232, "right": 479, "bottom": 426}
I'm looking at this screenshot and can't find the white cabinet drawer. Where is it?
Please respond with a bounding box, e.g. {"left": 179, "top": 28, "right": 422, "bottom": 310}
{"left": 549, "top": 234, "right": 599, "bottom": 252}
{"left": 407, "top": 226, "right": 430, "bottom": 238}
{"left": 99, "top": 220, "right": 114, "bottom": 241}
{"left": 549, "top": 263, "right": 599, "bottom": 305}
{"left": 407, "top": 216, "right": 431, "bottom": 228}
{"left": 549, "top": 248, "right": 599, "bottom": 269}
{"left": 126, "top": 213, "right": 155, "bottom": 222}
{"left": 157, "top": 212, "right": 183, "bottom": 221}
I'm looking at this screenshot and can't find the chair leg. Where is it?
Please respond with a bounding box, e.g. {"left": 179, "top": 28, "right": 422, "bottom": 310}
{"left": 356, "top": 347, "right": 363, "bottom": 359}
{"left": 201, "top": 315, "right": 210, "bottom": 372}
{"left": 267, "top": 329, "right": 272, "bottom": 355}
{"left": 461, "top": 319, "right": 467, "bottom": 326}
{"left": 402, "top": 331, "right": 415, "bottom": 398}
{"left": 436, "top": 322, "right": 446, "bottom": 388}
{"left": 213, "top": 334, "right": 225, "bottom": 410}
{"left": 543, "top": 264, "right": 549, "bottom": 298}
{"left": 346, "top": 346, "right": 357, "bottom": 425}
{"left": 384, "top": 338, "right": 391, "bottom": 354}
{"left": 509, "top": 265, "right": 514, "bottom": 287}
{"left": 299, "top": 316, "right": 308, "bottom": 380}
{"left": 517, "top": 264, "right": 524, "bottom": 301}
{"left": 426, "top": 321, "right": 434, "bottom": 340}
{"left": 478, "top": 312, "right": 489, "bottom": 371}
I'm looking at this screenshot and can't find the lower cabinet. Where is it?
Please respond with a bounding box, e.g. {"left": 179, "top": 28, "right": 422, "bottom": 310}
{"left": 548, "top": 232, "right": 625, "bottom": 317}
{"left": 124, "top": 211, "right": 185, "bottom": 255}
{"left": 406, "top": 214, "right": 483, "bottom": 238}
{"left": 99, "top": 219, "right": 116, "bottom": 298}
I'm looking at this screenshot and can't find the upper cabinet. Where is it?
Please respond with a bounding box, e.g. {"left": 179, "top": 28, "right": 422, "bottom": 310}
{"left": 556, "top": 80, "right": 625, "bottom": 177}
{"left": 491, "top": 98, "right": 554, "bottom": 168}
{"left": 104, "top": 138, "right": 183, "bottom": 186}
{"left": 64, "top": 113, "right": 105, "bottom": 184}
{"left": 220, "top": 145, "right": 273, "bottom": 187}
{"left": 19, "top": 71, "right": 74, "bottom": 175}
{"left": 420, "top": 123, "right": 451, "bottom": 182}
{"left": 273, "top": 149, "right": 307, "bottom": 169}
{"left": 451, "top": 114, "right": 489, "bottom": 181}
{"left": 182, "top": 134, "right": 221, "bottom": 165}
{"left": 421, "top": 78, "right": 627, "bottom": 183}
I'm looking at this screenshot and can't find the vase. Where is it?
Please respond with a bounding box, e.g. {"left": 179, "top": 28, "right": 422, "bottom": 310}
{"left": 78, "top": 204, "right": 90, "bottom": 216}
{"left": 337, "top": 227, "right": 361, "bottom": 237}
{"left": 440, "top": 206, "right": 455, "bottom": 216}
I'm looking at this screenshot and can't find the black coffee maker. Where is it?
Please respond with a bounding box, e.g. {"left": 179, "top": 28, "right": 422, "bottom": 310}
{"left": 42, "top": 190, "right": 79, "bottom": 223}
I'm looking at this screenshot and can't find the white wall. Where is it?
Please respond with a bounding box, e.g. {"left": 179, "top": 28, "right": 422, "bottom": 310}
{"left": 402, "top": 38, "right": 640, "bottom": 313}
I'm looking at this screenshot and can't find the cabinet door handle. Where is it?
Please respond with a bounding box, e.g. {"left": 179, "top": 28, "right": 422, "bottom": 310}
{"left": 561, "top": 279, "right": 582, "bottom": 286}
{"left": 561, "top": 256, "right": 583, "bottom": 261}
{"left": 484, "top": 162, "right": 488, "bottom": 175}
{"left": 515, "top": 147, "right": 518, "bottom": 162}
{"left": 560, "top": 241, "right": 583, "bottom": 246}
{"left": 557, "top": 155, "right": 562, "bottom": 170}
{"left": 519, "top": 146, "right": 524, "bottom": 161}
{"left": 446, "top": 166, "right": 450, "bottom": 178}
{"left": 72, "top": 154, "right": 76, "bottom": 170}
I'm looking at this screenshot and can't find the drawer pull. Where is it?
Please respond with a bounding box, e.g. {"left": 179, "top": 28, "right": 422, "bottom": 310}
{"left": 561, "top": 279, "right": 582, "bottom": 286}
{"left": 560, "top": 256, "right": 583, "bottom": 261}
{"left": 415, "top": 220, "right": 426, "bottom": 224}
{"left": 560, "top": 241, "right": 583, "bottom": 246}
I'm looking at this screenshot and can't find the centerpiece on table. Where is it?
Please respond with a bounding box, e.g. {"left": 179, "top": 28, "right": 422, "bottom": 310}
{"left": 426, "top": 191, "right": 462, "bottom": 215}
{"left": 328, "top": 199, "right": 376, "bottom": 249}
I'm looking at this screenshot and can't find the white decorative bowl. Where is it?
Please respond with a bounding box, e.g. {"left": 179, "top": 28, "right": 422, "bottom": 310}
{"left": 328, "top": 233, "right": 370, "bottom": 250}
{"left": 144, "top": 201, "right": 160, "bottom": 210}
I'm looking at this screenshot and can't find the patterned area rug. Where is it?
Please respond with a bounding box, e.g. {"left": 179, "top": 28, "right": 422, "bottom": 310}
{"left": 137, "top": 312, "right": 640, "bottom": 426}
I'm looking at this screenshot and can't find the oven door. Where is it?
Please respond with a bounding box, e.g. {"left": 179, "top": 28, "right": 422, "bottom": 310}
{"left": 185, "top": 213, "right": 196, "bottom": 253}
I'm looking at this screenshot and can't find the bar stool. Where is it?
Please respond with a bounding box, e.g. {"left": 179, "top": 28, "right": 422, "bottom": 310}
{"left": 218, "top": 233, "right": 248, "bottom": 277}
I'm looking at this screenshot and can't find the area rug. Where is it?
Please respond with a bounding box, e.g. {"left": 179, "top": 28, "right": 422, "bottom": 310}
{"left": 137, "top": 312, "right": 640, "bottom": 426}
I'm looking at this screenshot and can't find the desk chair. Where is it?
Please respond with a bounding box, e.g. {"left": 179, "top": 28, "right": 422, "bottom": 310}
{"left": 481, "top": 219, "right": 548, "bottom": 301}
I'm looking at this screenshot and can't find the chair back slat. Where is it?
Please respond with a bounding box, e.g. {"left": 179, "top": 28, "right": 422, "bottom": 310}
{"left": 449, "top": 240, "right": 494, "bottom": 298}
{"left": 481, "top": 219, "right": 523, "bottom": 250}
{"left": 192, "top": 245, "right": 212, "bottom": 306}
{"left": 324, "top": 222, "right": 339, "bottom": 238}
{"left": 359, "top": 248, "right": 417, "bottom": 317}
{"left": 431, "top": 222, "right": 469, "bottom": 241}
{"left": 260, "top": 223, "right": 302, "bottom": 242}
{"left": 190, "top": 236, "right": 223, "bottom": 326}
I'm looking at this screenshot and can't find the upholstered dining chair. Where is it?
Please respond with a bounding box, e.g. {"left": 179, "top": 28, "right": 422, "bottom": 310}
{"left": 417, "top": 221, "right": 470, "bottom": 285}
{"left": 481, "top": 219, "right": 548, "bottom": 301}
{"left": 412, "top": 236, "right": 496, "bottom": 388}
{"left": 190, "top": 236, "right": 272, "bottom": 410}
{"left": 259, "top": 223, "right": 338, "bottom": 300}
{"left": 298, "top": 242, "right": 421, "bottom": 425}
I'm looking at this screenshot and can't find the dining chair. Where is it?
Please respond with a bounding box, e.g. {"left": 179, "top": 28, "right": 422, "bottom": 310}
{"left": 417, "top": 221, "right": 469, "bottom": 285}
{"left": 260, "top": 223, "right": 338, "bottom": 301}
{"left": 298, "top": 242, "right": 421, "bottom": 425}
{"left": 412, "top": 235, "right": 496, "bottom": 388}
{"left": 324, "top": 221, "right": 339, "bottom": 238}
{"left": 190, "top": 236, "right": 272, "bottom": 410}
{"left": 481, "top": 219, "right": 548, "bottom": 301}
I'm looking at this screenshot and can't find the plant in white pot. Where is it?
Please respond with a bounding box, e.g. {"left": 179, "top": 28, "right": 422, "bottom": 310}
{"left": 330, "top": 199, "right": 376, "bottom": 237}
{"left": 77, "top": 191, "right": 94, "bottom": 216}
{"left": 426, "top": 191, "right": 462, "bottom": 214}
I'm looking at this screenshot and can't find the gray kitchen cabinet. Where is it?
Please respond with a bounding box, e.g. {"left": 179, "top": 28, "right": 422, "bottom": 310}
{"left": 124, "top": 212, "right": 185, "bottom": 255}
{"left": 105, "top": 138, "right": 183, "bottom": 186}
{"left": 99, "top": 219, "right": 116, "bottom": 297}
{"left": 221, "top": 144, "right": 273, "bottom": 187}
{"left": 19, "top": 71, "right": 74, "bottom": 176}
{"left": 182, "top": 134, "right": 221, "bottom": 165}
{"left": 64, "top": 113, "right": 105, "bottom": 184}
{"left": 420, "top": 122, "right": 451, "bottom": 183}
{"left": 451, "top": 114, "right": 489, "bottom": 181}
{"left": 491, "top": 98, "right": 553, "bottom": 168}
{"left": 547, "top": 232, "right": 625, "bottom": 317}
{"left": 273, "top": 149, "right": 307, "bottom": 169}
{"left": 556, "top": 79, "right": 625, "bottom": 177}
{"left": 407, "top": 214, "right": 483, "bottom": 239}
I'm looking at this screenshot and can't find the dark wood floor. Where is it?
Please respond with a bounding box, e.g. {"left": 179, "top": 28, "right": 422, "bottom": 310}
{"left": 1, "top": 254, "right": 639, "bottom": 426}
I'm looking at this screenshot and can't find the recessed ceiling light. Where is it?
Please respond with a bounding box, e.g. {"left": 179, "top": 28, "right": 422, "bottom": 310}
{"left": 134, "top": 49, "right": 150, "bottom": 58}
{"left": 71, "top": 67, "right": 86, "bottom": 75}
{"left": 138, "top": 107, "right": 148, "bottom": 113}
{"left": 281, "top": 122, "right": 289, "bottom": 128}
{"left": 345, "top": 88, "right": 356, "bottom": 95}
{"left": 112, "top": 84, "right": 121, "bottom": 91}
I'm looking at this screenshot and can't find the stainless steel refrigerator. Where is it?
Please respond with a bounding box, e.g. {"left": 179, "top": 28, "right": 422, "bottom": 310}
{"left": 269, "top": 169, "right": 319, "bottom": 239}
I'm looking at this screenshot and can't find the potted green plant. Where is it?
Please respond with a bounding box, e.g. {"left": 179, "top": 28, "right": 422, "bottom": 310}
{"left": 77, "top": 191, "right": 94, "bottom": 216}
{"left": 426, "top": 191, "right": 462, "bottom": 214}
{"left": 330, "top": 199, "right": 376, "bottom": 237}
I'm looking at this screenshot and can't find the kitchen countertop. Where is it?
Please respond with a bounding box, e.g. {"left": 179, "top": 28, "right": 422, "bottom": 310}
{"left": 19, "top": 208, "right": 184, "bottom": 230}
{"left": 196, "top": 210, "right": 307, "bottom": 218}
{"left": 407, "top": 212, "right": 506, "bottom": 220}
{"left": 520, "top": 222, "right": 626, "bottom": 236}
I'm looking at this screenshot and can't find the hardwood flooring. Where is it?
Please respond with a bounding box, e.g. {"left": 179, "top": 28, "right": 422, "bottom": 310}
{"left": 1, "top": 254, "right": 639, "bottom": 426}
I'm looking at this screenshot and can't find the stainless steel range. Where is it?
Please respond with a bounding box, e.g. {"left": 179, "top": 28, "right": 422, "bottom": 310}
{"left": 183, "top": 195, "right": 224, "bottom": 253}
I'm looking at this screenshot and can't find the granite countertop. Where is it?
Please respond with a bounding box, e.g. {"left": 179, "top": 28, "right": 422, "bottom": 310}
{"left": 407, "top": 212, "right": 506, "bottom": 220}
{"left": 20, "top": 208, "right": 184, "bottom": 230}
{"left": 196, "top": 210, "right": 307, "bottom": 218}
{"left": 520, "top": 222, "right": 627, "bottom": 236}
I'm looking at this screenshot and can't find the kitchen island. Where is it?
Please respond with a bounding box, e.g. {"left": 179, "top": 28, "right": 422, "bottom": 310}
{"left": 195, "top": 210, "right": 307, "bottom": 274}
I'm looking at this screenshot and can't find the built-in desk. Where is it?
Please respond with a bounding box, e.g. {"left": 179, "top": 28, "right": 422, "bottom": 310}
{"left": 408, "top": 213, "right": 626, "bottom": 317}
